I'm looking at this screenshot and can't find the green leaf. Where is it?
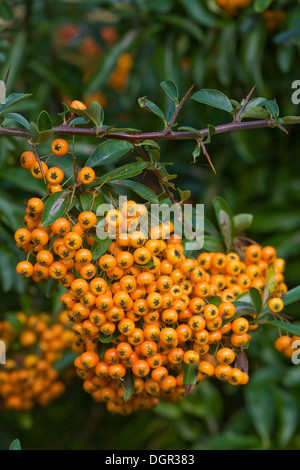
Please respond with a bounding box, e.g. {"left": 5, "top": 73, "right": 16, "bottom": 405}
{"left": 69, "top": 117, "right": 90, "bottom": 126}
{"left": 265, "top": 100, "right": 279, "bottom": 118}
{"left": 0, "top": 93, "right": 32, "bottom": 114}
{"left": 203, "top": 236, "right": 224, "bottom": 252}
{"left": 204, "top": 124, "right": 216, "bottom": 144}
{"left": 273, "top": 389, "right": 298, "bottom": 448}
{"left": 113, "top": 179, "right": 158, "bottom": 203}
{"left": 281, "top": 116, "right": 300, "bottom": 123}
{"left": 213, "top": 197, "right": 234, "bottom": 252}
{"left": 121, "top": 371, "right": 135, "bottom": 402}
{"left": 178, "top": 0, "right": 217, "bottom": 27}
{"left": 157, "top": 14, "right": 204, "bottom": 42}
{"left": 37, "top": 110, "right": 52, "bottom": 131}
{"left": 282, "top": 285, "right": 300, "bottom": 307}
{"left": 41, "top": 191, "right": 71, "bottom": 226}
{"left": 0, "top": 167, "right": 45, "bottom": 194}
{"left": 192, "top": 140, "right": 201, "bottom": 162}
{"left": 137, "top": 140, "right": 161, "bottom": 151}
{"left": 183, "top": 362, "right": 199, "bottom": 386}
{"left": 0, "top": 2, "right": 14, "bottom": 21}
{"left": 233, "top": 213, "right": 253, "bottom": 234}
{"left": 54, "top": 351, "right": 78, "bottom": 372}
{"left": 249, "top": 287, "right": 262, "bottom": 314}
{"left": 68, "top": 101, "right": 104, "bottom": 131}
{"left": 37, "top": 128, "right": 54, "bottom": 144}
{"left": 240, "top": 106, "right": 270, "bottom": 120}
{"left": 1, "top": 31, "right": 26, "bottom": 94}
{"left": 264, "top": 320, "right": 300, "bottom": 338}
{"left": 177, "top": 126, "right": 203, "bottom": 138}
{"left": 205, "top": 296, "right": 222, "bottom": 307}
{"left": 29, "top": 122, "right": 40, "bottom": 144}
{"left": 30, "top": 114, "right": 54, "bottom": 143}
{"left": 80, "top": 192, "right": 104, "bottom": 213}
{"left": 254, "top": 0, "right": 274, "bottom": 13}
{"left": 178, "top": 188, "right": 191, "bottom": 203}
{"left": 5, "top": 312, "right": 24, "bottom": 335}
{"left": 9, "top": 439, "right": 21, "bottom": 451}
{"left": 91, "top": 236, "right": 112, "bottom": 260}
{"left": 154, "top": 402, "right": 183, "bottom": 420}
{"left": 208, "top": 432, "right": 260, "bottom": 451}
{"left": 232, "top": 302, "right": 255, "bottom": 317}
{"left": 3, "top": 112, "right": 29, "bottom": 129}
{"left": 96, "top": 161, "right": 149, "bottom": 186}
{"left": 192, "top": 89, "right": 233, "bottom": 113}
{"left": 240, "top": 27, "right": 266, "bottom": 93}
{"left": 243, "top": 97, "right": 267, "bottom": 111}
{"left": 215, "top": 25, "right": 236, "bottom": 87}
{"left": 99, "top": 330, "right": 121, "bottom": 343}
{"left": 160, "top": 80, "right": 179, "bottom": 104}
{"left": 134, "top": 257, "right": 154, "bottom": 269}
{"left": 244, "top": 382, "right": 275, "bottom": 448}
{"left": 85, "top": 140, "right": 133, "bottom": 169}
{"left": 138, "top": 96, "right": 166, "bottom": 124}
{"left": 45, "top": 277, "right": 57, "bottom": 299}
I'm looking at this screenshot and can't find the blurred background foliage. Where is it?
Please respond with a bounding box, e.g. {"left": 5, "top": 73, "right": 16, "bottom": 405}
{"left": 1, "top": 0, "right": 300, "bottom": 450}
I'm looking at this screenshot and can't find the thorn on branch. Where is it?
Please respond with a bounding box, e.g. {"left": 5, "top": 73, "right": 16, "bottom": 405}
{"left": 276, "top": 122, "right": 289, "bottom": 135}
{"left": 236, "top": 85, "right": 256, "bottom": 121}
{"left": 32, "top": 144, "right": 47, "bottom": 186}
{"left": 199, "top": 140, "right": 216, "bottom": 175}
{"left": 168, "top": 84, "right": 195, "bottom": 128}
{"left": 4, "top": 66, "right": 11, "bottom": 86}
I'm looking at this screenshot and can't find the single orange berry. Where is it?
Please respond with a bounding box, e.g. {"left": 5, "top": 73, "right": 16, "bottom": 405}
{"left": 51, "top": 138, "right": 69, "bottom": 156}
{"left": 20, "top": 151, "right": 37, "bottom": 170}
{"left": 78, "top": 167, "right": 95, "bottom": 185}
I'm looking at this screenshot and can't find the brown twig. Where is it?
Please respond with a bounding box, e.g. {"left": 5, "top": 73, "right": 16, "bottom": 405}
{"left": 1, "top": 115, "right": 299, "bottom": 142}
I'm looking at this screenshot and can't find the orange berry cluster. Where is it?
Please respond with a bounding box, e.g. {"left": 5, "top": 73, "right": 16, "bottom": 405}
{"left": 20, "top": 134, "right": 96, "bottom": 197}
{"left": 266, "top": 297, "right": 299, "bottom": 359}
{"left": 13, "top": 190, "right": 290, "bottom": 414}
{"left": 0, "top": 312, "right": 73, "bottom": 411}
{"left": 274, "top": 335, "right": 299, "bottom": 359}
{"left": 14, "top": 175, "right": 290, "bottom": 414}
{"left": 214, "top": 0, "right": 252, "bottom": 15}
{"left": 20, "top": 139, "right": 68, "bottom": 195}
{"left": 69, "top": 236, "right": 289, "bottom": 414}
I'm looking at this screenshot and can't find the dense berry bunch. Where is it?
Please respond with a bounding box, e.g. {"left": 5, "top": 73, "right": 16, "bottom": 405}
{"left": 0, "top": 312, "right": 73, "bottom": 411}
{"left": 14, "top": 142, "right": 293, "bottom": 415}
{"left": 68, "top": 232, "right": 290, "bottom": 414}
